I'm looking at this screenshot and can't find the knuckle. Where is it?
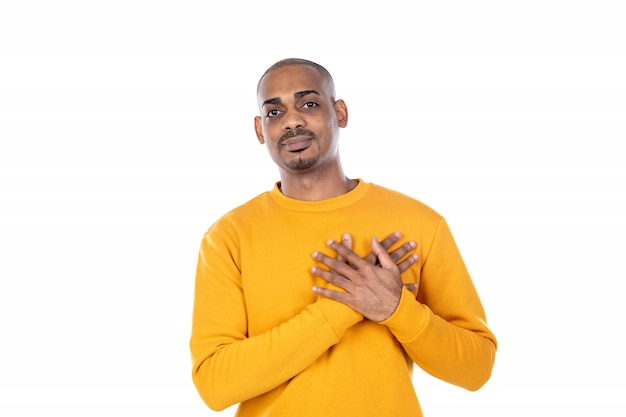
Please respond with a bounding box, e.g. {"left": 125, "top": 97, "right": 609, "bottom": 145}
{"left": 360, "top": 265, "right": 376, "bottom": 277}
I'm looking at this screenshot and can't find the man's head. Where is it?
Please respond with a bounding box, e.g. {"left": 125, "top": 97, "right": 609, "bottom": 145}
{"left": 254, "top": 58, "right": 348, "bottom": 174}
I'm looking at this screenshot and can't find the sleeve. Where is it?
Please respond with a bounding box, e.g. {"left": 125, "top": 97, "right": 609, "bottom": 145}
{"left": 380, "top": 218, "right": 497, "bottom": 391}
{"left": 189, "top": 225, "right": 363, "bottom": 411}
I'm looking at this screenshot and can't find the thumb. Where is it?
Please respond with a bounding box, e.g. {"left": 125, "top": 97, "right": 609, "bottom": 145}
{"left": 371, "top": 236, "right": 395, "bottom": 269}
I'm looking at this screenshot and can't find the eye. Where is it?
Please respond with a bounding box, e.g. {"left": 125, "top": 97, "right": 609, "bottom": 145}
{"left": 265, "top": 109, "right": 281, "bottom": 118}
{"left": 302, "top": 101, "right": 318, "bottom": 109}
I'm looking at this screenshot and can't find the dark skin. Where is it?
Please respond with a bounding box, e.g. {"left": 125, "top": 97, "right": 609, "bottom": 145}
{"left": 255, "top": 64, "right": 417, "bottom": 321}
{"left": 254, "top": 64, "right": 351, "bottom": 201}
{"left": 341, "top": 232, "right": 418, "bottom": 279}
{"left": 313, "top": 235, "right": 417, "bottom": 322}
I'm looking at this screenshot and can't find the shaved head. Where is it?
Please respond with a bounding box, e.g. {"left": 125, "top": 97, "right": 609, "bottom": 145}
{"left": 257, "top": 58, "right": 337, "bottom": 100}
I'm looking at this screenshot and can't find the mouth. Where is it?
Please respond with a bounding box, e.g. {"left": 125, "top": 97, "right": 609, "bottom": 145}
{"left": 281, "top": 136, "right": 314, "bottom": 152}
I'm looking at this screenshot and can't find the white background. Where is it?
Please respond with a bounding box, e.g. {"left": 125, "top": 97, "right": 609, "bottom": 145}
{"left": 1, "top": 1, "right": 624, "bottom": 416}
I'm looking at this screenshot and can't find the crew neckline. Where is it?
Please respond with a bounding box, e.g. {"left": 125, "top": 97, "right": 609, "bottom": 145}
{"left": 268, "top": 179, "right": 370, "bottom": 212}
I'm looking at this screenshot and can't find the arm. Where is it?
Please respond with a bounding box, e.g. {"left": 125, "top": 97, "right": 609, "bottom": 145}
{"left": 190, "top": 230, "right": 362, "bottom": 411}
{"left": 382, "top": 219, "right": 496, "bottom": 390}
{"left": 190, "top": 230, "right": 418, "bottom": 410}
{"left": 312, "top": 220, "right": 497, "bottom": 391}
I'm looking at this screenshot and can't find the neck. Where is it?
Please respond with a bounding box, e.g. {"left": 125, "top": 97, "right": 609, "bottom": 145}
{"left": 278, "top": 167, "right": 357, "bottom": 202}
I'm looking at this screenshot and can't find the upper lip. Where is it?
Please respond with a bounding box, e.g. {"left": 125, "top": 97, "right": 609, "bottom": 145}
{"left": 281, "top": 135, "right": 312, "bottom": 146}
{"left": 278, "top": 129, "right": 317, "bottom": 147}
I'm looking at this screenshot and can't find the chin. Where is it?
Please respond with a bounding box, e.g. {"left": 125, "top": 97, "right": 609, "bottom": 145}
{"left": 283, "top": 155, "right": 318, "bottom": 171}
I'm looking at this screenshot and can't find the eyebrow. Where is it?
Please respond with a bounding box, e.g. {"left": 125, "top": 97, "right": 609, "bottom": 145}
{"left": 262, "top": 90, "right": 320, "bottom": 107}
{"left": 294, "top": 89, "right": 320, "bottom": 99}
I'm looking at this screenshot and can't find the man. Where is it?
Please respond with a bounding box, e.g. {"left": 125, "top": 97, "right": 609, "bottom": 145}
{"left": 190, "top": 58, "right": 497, "bottom": 416}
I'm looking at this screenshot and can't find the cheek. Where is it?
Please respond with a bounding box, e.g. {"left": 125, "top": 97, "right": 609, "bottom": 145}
{"left": 263, "top": 121, "right": 283, "bottom": 140}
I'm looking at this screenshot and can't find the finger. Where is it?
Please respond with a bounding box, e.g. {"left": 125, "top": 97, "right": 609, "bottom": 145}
{"left": 378, "top": 232, "right": 401, "bottom": 250}
{"left": 313, "top": 249, "right": 360, "bottom": 278}
{"left": 397, "top": 253, "right": 419, "bottom": 274}
{"left": 342, "top": 233, "right": 354, "bottom": 250}
{"left": 312, "top": 285, "right": 351, "bottom": 304}
{"left": 325, "top": 240, "right": 369, "bottom": 270}
{"left": 364, "top": 232, "right": 400, "bottom": 264}
{"left": 337, "top": 233, "right": 353, "bottom": 264}
{"left": 388, "top": 240, "right": 417, "bottom": 264}
{"left": 370, "top": 236, "right": 397, "bottom": 270}
{"left": 311, "top": 266, "right": 352, "bottom": 292}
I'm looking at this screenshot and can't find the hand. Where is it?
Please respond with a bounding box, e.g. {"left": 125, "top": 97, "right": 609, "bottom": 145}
{"left": 337, "top": 232, "right": 418, "bottom": 290}
{"left": 312, "top": 236, "right": 412, "bottom": 322}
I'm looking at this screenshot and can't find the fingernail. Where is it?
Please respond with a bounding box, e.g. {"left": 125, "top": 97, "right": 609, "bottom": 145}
{"left": 327, "top": 239, "right": 335, "bottom": 246}
{"left": 342, "top": 233, "right": 350, "bottom": 241}
{"left": 409, "top": 241, "right": 416, "bottom": 248}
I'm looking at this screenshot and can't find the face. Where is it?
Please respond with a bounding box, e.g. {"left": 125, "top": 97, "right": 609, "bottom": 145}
{"left": 254, "top": 64, "right": 348, "bottom": 174}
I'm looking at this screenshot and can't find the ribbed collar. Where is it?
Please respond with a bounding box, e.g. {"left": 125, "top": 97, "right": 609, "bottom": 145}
{"left": 268, "top": 179, "right": 370, "bottom": 212}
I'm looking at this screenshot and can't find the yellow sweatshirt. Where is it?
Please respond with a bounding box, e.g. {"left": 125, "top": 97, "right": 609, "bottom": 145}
{"left": 190, "top": 180, "right": 496, "bottom": 416}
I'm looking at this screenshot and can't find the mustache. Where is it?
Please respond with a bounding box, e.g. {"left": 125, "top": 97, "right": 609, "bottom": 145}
{"left": 278, "top": 129, "right": 317, "bottom": 146}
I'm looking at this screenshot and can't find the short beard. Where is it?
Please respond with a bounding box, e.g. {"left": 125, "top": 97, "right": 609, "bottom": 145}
{"left": 283, "top": 155, "right": 317, "bottom": 171}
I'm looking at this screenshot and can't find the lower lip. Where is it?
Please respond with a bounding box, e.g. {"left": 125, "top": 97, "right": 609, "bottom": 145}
{"left": 283, "top": 138, "right": 313, "bottom": 152}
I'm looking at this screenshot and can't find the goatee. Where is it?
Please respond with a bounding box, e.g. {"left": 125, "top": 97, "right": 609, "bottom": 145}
{"left": 284, "top": 155, "right": 317, "bottom": 171}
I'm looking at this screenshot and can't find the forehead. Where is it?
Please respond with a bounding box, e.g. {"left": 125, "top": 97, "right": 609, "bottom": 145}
{"left": 257, "top": 65, "right": 330, "bottom": 105}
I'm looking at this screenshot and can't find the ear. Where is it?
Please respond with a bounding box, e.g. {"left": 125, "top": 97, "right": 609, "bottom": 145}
{"left": 254, "top": 116, "right": 265, "bottom": 144}
{"left": 334, "top": 99, "right": 348, "bottom": 128}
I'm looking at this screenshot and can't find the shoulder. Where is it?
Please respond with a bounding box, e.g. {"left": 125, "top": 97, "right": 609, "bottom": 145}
{"left": 203, "top": 190, "right": 274, "bottom": 237}
{"left": 365, "top": 183, "right": 443, "bottom": 220}
{"left": 197, "top": 191, "right": 273, "bottom": 258}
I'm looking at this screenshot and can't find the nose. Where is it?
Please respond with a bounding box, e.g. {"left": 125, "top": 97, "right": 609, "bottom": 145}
{"left": 281, "top": 109, "right": 305, "bottom": 130}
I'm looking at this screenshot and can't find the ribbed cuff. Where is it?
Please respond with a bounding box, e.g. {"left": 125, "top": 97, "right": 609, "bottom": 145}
{"left": 311, "top": 298, "right": 364, "bottom": 340}
{"left": 380, "top": 287, "right": 429, "bottom": 342}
